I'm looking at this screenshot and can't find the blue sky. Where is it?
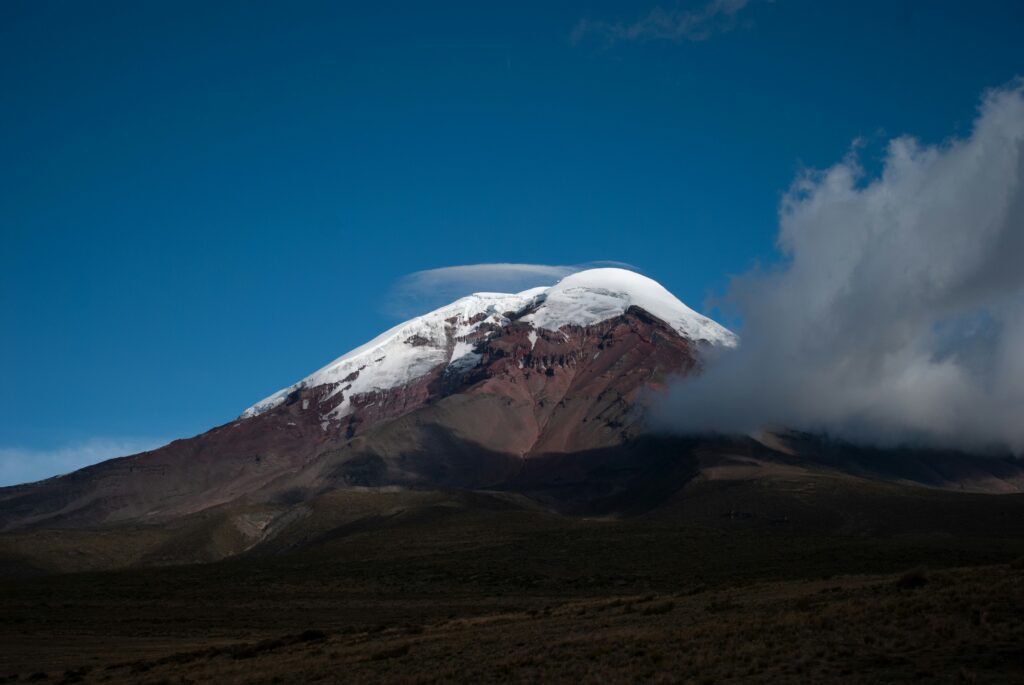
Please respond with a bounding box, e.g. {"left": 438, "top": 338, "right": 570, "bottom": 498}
{"left": 2, "top": 0, "right": 1023, "bottom": 484}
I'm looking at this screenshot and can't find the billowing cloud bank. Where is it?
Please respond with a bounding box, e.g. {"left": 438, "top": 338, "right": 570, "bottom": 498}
{"left": 652, "top": 83, "right": 1024, "bottom": 453}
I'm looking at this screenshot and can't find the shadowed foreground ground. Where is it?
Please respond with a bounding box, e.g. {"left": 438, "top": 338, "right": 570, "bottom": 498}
{"left": 2, "top": 493, "right": 1024, "bottom": 683}
{"left": 3, "top": 564, "right": 1023, "bottom": 684}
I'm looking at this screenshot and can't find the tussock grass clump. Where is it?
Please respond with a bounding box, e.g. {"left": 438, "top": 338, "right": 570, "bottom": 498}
{"left": 58, "top": 666, "right": 90, "bottom": 684}
{"left": 372, "top": 644, "right": 410, "bottom": 660}
{"left": 705, "top": 599, "right": 739, "bottom": 613}
{"left": 895, "top": 567, "right": 929, "bottom": 589}
{"left": 642, "top": 600, "right": 675, "bottom": 616}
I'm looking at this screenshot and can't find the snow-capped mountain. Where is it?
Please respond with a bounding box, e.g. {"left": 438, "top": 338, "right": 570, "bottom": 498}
{"left": 241, "top": 268, "right": 736, "bottom": 430}
{"left": 5, "top": 266, "right": 1024, "bottom": 541}
{"left": 0, "top": 268, "right": 737, "bottom": 530}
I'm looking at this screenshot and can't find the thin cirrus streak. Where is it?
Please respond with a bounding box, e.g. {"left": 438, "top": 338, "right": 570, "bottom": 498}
{"left": 571, "top": 0, "right": 755, "bottom": 46}
{"left": 383, "top": 261, "right": 640, "bottom": 318}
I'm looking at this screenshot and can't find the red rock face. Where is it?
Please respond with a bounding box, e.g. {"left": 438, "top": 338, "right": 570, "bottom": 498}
{"left": 458, "top": 306, "right": 700, "bottom": 455}
{"left": 291, "top": 306, "right": 701, "bottom": 454}
{"left": 0, "top": 308, "right": 703, "bottom": 530}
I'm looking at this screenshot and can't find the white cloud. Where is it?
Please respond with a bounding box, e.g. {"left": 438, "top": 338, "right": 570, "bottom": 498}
{"left": 0, "top": 437, "right": 167, "bottom": 487}
{"left": 385, "top": 261, "right": 638, "bottom": 318}
{"left": 572, "top": 0, "right": 754, "bottom": 46}
{"left": 652, "top": 82, "right": 1024, "bottom": 453}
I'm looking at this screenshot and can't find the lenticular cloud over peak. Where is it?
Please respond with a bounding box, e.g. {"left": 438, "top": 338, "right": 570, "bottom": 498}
{"left": 384, "top": 261, "right": 640, "bottom": 317}
{"left": 652, "top": 82, "right": 1024, "bottom": 453}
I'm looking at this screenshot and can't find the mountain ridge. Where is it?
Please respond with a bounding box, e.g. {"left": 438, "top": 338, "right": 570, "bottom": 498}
{"left": 0, "top": 269, "right": 730, "bottom": 531}
{"left": 2, "top": 267, "right": 1023, "bottom": 560}
{"left": 241, "top": 268, "right": 735, "bottom": 424}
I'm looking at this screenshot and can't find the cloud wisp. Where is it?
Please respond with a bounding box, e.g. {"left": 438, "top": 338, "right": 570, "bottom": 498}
{"left": 385, "top": 261, "right": 638, "bottom": 318}
{"left": 652, "top": 82, "right": 1024, "bottom": 454}
{"left": 571, "top": 0, "right": 754, "bottom": 46}
{"left": 0, "top": 437, "right": 168, "bottom": 487}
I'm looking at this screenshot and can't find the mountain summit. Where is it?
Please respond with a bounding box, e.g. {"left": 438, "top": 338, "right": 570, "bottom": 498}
{"left": 0, "top": 268, "right": 735, "bottom": 530}
{"left": 242, "top": 268, "right": 735, "bottom": 428}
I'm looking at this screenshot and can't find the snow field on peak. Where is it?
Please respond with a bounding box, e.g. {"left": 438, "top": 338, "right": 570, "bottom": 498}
{"left": 241, "top": 268, "right": 736, "bottom": 420}
{"left": 240, "top": 290, "right": 543, "bottom": 420}
{"left": 522, "top": 268, "right": 737, "bottom": 347}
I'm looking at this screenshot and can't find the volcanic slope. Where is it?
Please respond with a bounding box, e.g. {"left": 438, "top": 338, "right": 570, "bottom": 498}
{"left": 0, "top": 269, "right": 735, "bottom": 531}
